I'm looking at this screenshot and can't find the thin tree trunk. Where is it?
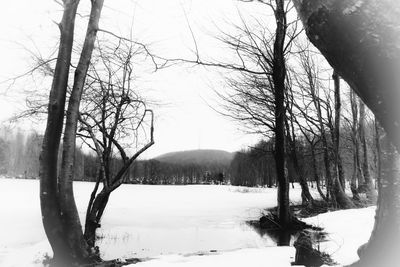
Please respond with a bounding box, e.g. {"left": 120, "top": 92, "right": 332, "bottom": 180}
{"left": 285, "top": 115, "right": 313, "bottom": 204}
{"left": 350, "top": 152, "right": 360, "bottom": 201}
{"left": 332, "top": 71, "right": 354, "bottom": 208}
{"left": 310, "top": 144, "right": 328, "bottom": 201}
{"left": 39, "top": 0, "right": 79, "bottom": 264}
{"left": 273, "top": 0, "right": 291, "bottom": 227}
{"left": 333, "top": 71, "right": 345, "bottom": 189}
{"left": 314, "top": 93, "right": 334, "bottom": 203}
{"left": 84, "top": 189, "right": 110, "bottom": 248}
{"left": 350, "top": 89, "right": 361, "bottom": 200}
{"left": 359, "top": 100, "right": 377, "bottom": 203}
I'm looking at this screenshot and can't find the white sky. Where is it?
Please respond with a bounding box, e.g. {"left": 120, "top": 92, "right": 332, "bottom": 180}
{"left": 0, "top": 0, "right": 277, "bottom": 158}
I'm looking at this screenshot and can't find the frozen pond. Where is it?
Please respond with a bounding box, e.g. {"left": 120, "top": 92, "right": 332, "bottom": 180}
{"left": 0, "top": 178, "right": 307, "bottom": 262}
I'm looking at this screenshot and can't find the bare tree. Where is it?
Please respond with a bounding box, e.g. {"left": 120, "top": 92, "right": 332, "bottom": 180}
{"left": 212, "top": 0, "right": 311, "bottom": 227}
{"left": 77, "top": 40, "right": 155, "bottom": 249}
{"left": 295, "top": 49, "right": 354, "bottom": 208}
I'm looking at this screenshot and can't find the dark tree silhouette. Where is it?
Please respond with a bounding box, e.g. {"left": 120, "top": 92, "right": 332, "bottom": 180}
{"left": 293, "top": 1, "right": 400, "bottom": 266}
{"left": 77, "top": 40, "right": 155, "bottom": 249}
{"left": 39, "top": 0, "right": 104, "bottom": 265}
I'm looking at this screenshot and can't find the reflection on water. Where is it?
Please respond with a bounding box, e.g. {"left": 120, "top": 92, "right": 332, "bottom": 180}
{"left": 246, "top": 222, "right": 293, "bottom": 246}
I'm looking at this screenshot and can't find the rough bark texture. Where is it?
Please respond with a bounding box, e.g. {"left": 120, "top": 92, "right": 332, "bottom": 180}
{"left": 292, "top": 0, "right": 400, "bottom": 265}
{"left": 273, "top": 0, "right": 291, "bottom": 227}
{"left": 59, "top": 0, "right": 104, "bottom": 259}
{"left": 39, "top": 0, "right": 79, "bottom": 264}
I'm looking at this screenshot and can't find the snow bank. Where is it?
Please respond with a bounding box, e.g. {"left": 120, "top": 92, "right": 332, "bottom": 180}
{"left": 127, "top": 207, "right": 375, "bottom": 267}
{"left": 303, "top": 206, "right": 376, "bottom": 266}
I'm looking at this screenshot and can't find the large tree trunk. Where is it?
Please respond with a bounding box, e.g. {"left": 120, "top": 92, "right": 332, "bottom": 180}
{"left": 39, "top": 0, "right": 79, "bottom": 264}
{"left": 292, "top": 1, "right": 400, "bottom": 265}
{"left": 58, "top": 0, "right": 104, "bottom": 260}
{"left": 273, "top": 0, "right": 291, "bottom": 227}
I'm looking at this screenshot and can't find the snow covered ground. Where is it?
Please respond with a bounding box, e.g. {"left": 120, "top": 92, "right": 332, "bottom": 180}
{"left": 0, "top": 178, "right": 375, "bottom": 266}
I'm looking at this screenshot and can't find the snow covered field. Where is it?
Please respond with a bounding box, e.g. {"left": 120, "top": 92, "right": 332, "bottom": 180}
{"left": 0, "top": 178, "right": 374, "bottom": 266}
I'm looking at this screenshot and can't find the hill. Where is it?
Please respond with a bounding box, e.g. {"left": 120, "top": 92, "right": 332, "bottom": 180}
{"left": 154, "top": 149, "right": 234, "bottom": 166}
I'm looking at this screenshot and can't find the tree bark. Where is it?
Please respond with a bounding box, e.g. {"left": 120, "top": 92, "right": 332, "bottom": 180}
{"left": 358, "top": 100, "right": 377, "bottom": 203}
{"left": 332, "top": 71, "right": 354, "bottom": 208}
{"left": 332, "top": 71, "right": 345, "bottom": 189}
{"left": 39, "top": 0, "right": 79, "bottom": 264}
{"left": 58, "top": 0, "right": 104, "bottom": 261}
{"left": 84, "top": 189, "right": 110, "bottom": 248}
{"left": 350, "top": 89, "right": 361, "bottom": 200}
{"left": 292, "top": 1, "right": 400, "bottom": 265}
{"left": 310, "top": 144, "right": 328, "bottom": 202}
{"left": 273, "top": 0, "right": 291, "bottom": 227}
{"left": 285, "top": 116, "right": 313, "bottom": 204}
{"left": 374, "top": 119, "right": 382, "bottom": 189}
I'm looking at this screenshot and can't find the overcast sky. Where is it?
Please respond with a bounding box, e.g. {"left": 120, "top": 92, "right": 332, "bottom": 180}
{"left": 0, "top": 0, "right": 277, "bottom": 158}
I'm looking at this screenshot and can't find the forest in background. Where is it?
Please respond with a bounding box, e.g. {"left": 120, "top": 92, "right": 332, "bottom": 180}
{"left": 0, "top": 127, "right": 230, "bottom": 184}
{"left": 1, "top": 96, "right": 381, "bottom": 194}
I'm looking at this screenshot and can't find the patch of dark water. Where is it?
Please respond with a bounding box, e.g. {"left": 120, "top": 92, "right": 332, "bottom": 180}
{"left": 247, "top": 218, "right": 335, "bottom": 266}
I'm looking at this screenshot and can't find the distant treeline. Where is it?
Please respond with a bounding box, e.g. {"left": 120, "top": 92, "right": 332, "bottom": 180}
{"left": 229, "top": 121, "right": 381, "bottom": 189}
{"left": 127, "top": 160, "right": 228, "bottom": 185}
{"left": 1, "top": 121, "right": 381, "bottom": 189}
{"left": 0, "top": 128, "right": 229, "bottom": 184}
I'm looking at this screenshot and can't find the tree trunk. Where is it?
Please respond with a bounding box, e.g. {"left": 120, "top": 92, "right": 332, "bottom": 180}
{"left": 350, "top": 89, "right": 361, "bottom": 200}
{"left": 310, "top": 144, "right": 328, "bottom": 202}
{"left": 354, "top": 142, "right": 400, "bottom": 267}
{"left": 374, "top": 119, "right": 382, "bottom": 189}
{"left": 330, "top": 71, "right": 354, "bottom": 208}
{"left": 58, "top": 0, "right": 104, "bottom": 261}
{"left": 292, "top": 1, "right": 400, "bottom": 265}
{"left": 84, "top": 189, "right": 110, "bottom": 248}
{"left": 285, "top": 115, "right": 313, "bottom": 204}
{"left": 350, "top": 152, "right": 360, "bottom": 201}
{"left": 39, "top": 0, "right": 79, "bottom": 264}
{"left": 273, "top": 0, "right": 291, "bottom": 227}
{"left": 359, "top": 100, "right": 377, "bottom": 203}
{"left": 332, "top": 71, "right": 345, "bottom": 189}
